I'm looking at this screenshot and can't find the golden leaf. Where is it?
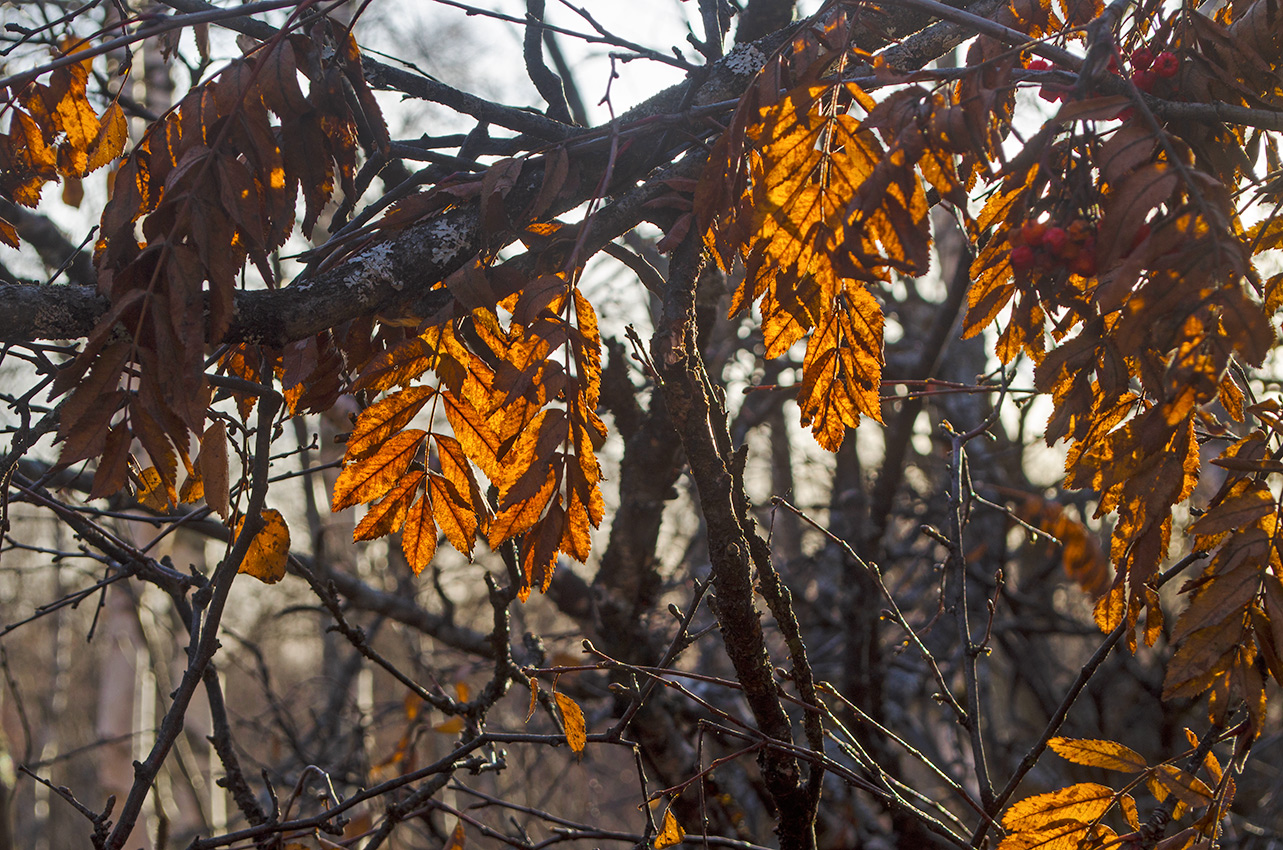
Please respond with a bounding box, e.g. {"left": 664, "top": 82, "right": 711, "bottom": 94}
{"left": 1001, "top": 782, "right": 1116, "bottom": 832}
{"left": 428, "top": 472, "right": 479, "bottom": 556}
{"left": 554, "top": 690, "right": 586, "bottom": 756}
{"left": 237, "top": 508, "right": 290, "bottom": 584}
{"left": 796, "top": 283, "right": 885, "bottom": 451}
{"left": 1048, "top": 737, "right": 1148, "bottom": 773}
{"left": 653, "top": 809, "right": 686, "bottom": 850}
{"left": 86, "top": 102, "right": 128, "bottom": 173}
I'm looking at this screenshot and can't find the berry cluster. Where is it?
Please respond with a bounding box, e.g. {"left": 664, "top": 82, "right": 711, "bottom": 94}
{"left": 1026, "top": 44, "right": 1180, "bottom": 106}
{"left": 1127, "top": 46, "right": 1180, "bottom": 93}
{"left": 1008, "top": 218, "right": 1099, "bottom": 276}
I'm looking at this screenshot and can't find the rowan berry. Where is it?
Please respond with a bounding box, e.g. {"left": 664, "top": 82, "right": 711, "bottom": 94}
{"left": 1020, "top": 221, "right": 1047, "bottom": 246}
{"left": 1132, "top": 68, "right": 1157, "bottom": 92}
{"left": 1027, "top": 58, "right": 1051, "bottom": 71}
{"left": 1010, "top": 244, "right": 1036, "bottom": 270}
{"left": 1042, "top": 226, "right": 1069, "bottom": 256}
{"left": 1130, "top": 47, "right": 1154, "bottom": 71}
{"left": 1153, "top": 51, "right": 1179, "bottom": 78}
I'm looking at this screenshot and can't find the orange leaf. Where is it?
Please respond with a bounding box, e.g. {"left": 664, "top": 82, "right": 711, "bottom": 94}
{"left": 441, "top": 821, "right": 465, "bottom": 850}
{"left": 237, "top": 508, "right": 290, "bottom": 584}
{"left": 134, "top": 466, "right": 171, "bottom": 512}
{"left": 428, "top": 472, "right": 479, "bottom": 556}
{"left": 554, "top": 690, "right": 586, "bottom": 755}
{"left": 1001, "top": 782, "right": 1115, "bottom": 832}
{"left": 86, "top": 102, "right": 128, "bottom": 173}
{"left": 401, "top": 493, "right": 438, "bottom": 574}
{"left": 332, "top": 429, "right": 426, "bottom": 511}
{"left": 354, "top": 470, "right": 425, "bottom": 542}
{"left": 347, "top": 386, "right": 435, "bottom": 461}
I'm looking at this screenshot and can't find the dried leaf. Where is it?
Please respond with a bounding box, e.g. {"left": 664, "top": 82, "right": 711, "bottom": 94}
{"left": 199, "top": 421, "right": 230, "bottom": 520}
{"left": 653, "top": 809, "right": 685, "bottom": 849}
{"left": 237, "top": 508, "right": 290, "bottom": 584}
{"left": 554, "top": 690, "right": 586, "bottom": 756}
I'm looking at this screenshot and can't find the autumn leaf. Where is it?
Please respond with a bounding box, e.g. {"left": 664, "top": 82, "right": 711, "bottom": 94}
{"left": 1151, "top": 764, "right": 1214, "bottom": 807}
{"left": 331, "top": 430, "right": 426, "bottom": 511}
{"left": 441, "top": 821, "right": 465, "bottom": 850}
{"left": 554, "top": 690, "right": 587, "bottom": 756}
{"left": 237, "top": 508, "right": 290, "bottom": 584}
{"left": 1048, "top": 737, "right": 1148, "bottom": 773}
{"left": 401, "top": 493, "right": 438, "bottom": 574}
{"left": 998, "top": 782, "right": 1116, "bottom": 850}
{"left": 134, "top": 466, "right": 171, "bottom": 512}
{"left": 198, "top": 421, "right": 230, "bottom": 520}
{"left": 653, "top": 808, "right": 685, "bottom": 849}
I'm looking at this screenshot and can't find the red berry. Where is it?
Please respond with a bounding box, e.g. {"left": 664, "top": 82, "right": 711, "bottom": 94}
{"left": 1131, "top": 47, "right": 1154, "bottom": 71}
{"left": 1154, "top": 51, "right": 1179, "bottom": 78}
{"left": 1027, "top": 58, "right": 1051, "bottom": 71}
{"left": 1132, "top": 68, "right": 1157, "bottom": 92}
{"left": 1020, "top": 221, "right": 1047, "bottom": 246}
{"left": 1043, "top": 226, "right": 1069, "bottom": 256}
{"left": 1010, "top": 244, "right": 1036, "bottom": 270}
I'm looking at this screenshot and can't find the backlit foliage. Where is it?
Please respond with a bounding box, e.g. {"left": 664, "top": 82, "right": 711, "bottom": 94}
{"left": 6, "top": 0, "right": 1283, "bottom": 846}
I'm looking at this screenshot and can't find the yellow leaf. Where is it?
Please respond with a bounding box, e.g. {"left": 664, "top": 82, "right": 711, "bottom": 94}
{"left": 1048, "top": 737, "right": 1147, "bottom": 772}
{"left": 237, "top": 508, "right": 290, "bottom": 584}
{"left": 554, "top": 691, "right": 586, "bottom": 756}
{"left": 653, "top": 808, "right": 685, "bottom": 849}
{"left": 199, "top": 421, "right": 230, "bottom": 520}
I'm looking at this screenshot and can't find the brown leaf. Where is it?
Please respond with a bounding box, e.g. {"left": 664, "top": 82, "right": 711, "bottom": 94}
{"left": 199, "top": 421, "right": 231, "bottom": 520}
